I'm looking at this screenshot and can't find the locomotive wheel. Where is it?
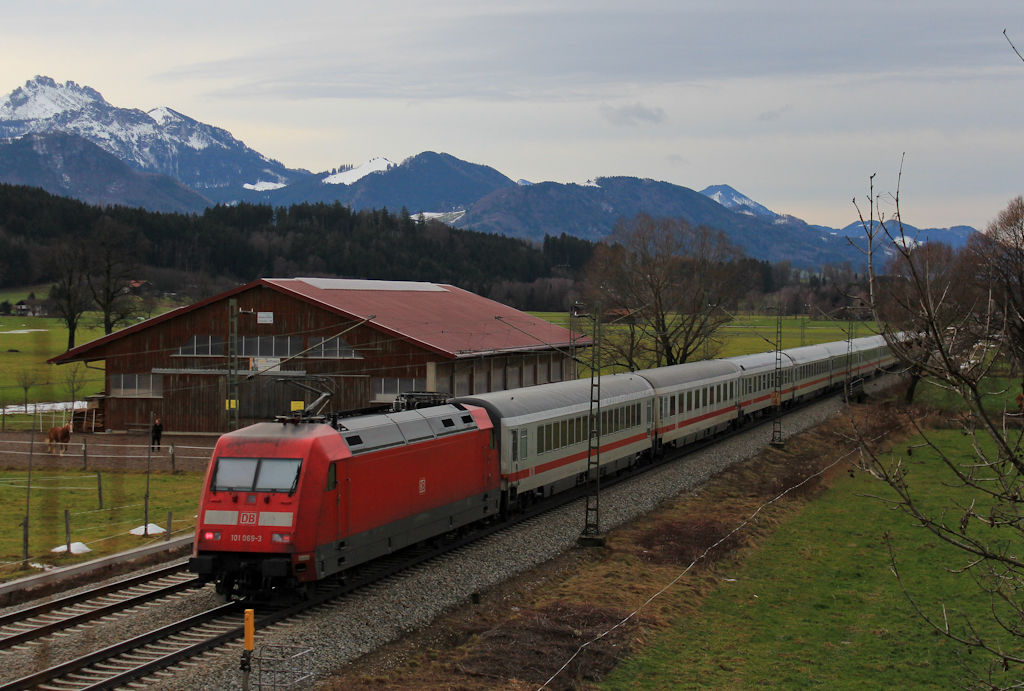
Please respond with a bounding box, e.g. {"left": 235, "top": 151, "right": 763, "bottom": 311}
{"left": 214, "top": 575, "right": 238, "bottom": 604}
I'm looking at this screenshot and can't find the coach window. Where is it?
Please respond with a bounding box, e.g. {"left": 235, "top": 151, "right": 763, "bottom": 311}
{"left": 511, "top": 430, "right": 519, "bottom": 462}
{"left": 669, "top": 395, "right": 676, "bottom": 417}
{"left": 686, "top": 391, "right": 692, "bottom": 412}
{"left": 520, "top": 430, "right": 529, "bottom": 460}
{"left": 546, "top": 424, "right": 553, "bottom": 452}
{"left": 701, "top": 388, "right": 707, "bottom": 407}
{"left": 537, "top": 426, "right": 544, "bottom": 454}
{"left": 561, "top": 420, "right": 568, "bottom": 448}
{"left": 326, "top": 462, "right": 337, "bottom": 491}
{"left": 729, "top": 382, "right": 734, "bottom": 399}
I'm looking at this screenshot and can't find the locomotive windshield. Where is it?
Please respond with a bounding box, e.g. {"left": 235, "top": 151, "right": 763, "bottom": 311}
{"left": 213, "top": 457, "right": 302, "bottom": 494}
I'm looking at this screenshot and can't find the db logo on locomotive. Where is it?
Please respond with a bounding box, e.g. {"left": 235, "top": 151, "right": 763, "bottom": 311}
{"left": 240, "top": 512, "right": 257, "bottom": 525}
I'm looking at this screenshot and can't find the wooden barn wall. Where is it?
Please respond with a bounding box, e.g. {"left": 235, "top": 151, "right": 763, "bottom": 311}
{"left": 76, "top": 285, "right": 575, "bottom": 434}
{"left": 88, "top": 286, "right": 440, "bottom": 434}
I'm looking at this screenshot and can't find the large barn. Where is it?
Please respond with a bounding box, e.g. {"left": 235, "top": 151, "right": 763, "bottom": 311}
{"left": 49, "top": 278, "right": 586, "bottom": 434}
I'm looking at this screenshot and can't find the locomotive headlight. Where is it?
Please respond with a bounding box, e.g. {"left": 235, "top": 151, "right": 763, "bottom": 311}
{"left": 203, "top": 531, "right": 221, "bottom": 541}
{"left": 271, "top": 533, "right": 292, "bottom": 543}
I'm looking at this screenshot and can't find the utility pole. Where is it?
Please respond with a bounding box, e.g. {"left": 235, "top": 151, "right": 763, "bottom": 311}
{"left": 227, "top": 299, "right": 240, "bottom": 431}
{"left": 770, "top": 303, "right": 785, "bottom": 448}
{"left": 579, "top": 302, "right": 604, "bottom": 547}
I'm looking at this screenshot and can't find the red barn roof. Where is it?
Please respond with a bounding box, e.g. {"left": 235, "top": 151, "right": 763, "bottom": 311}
{"left": 49, "top": 278, "right": 587, "bottom": 364}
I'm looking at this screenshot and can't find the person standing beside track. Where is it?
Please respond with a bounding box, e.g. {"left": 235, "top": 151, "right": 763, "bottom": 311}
{"left": 151, "top": 417, "right": 163, "bottom": 451}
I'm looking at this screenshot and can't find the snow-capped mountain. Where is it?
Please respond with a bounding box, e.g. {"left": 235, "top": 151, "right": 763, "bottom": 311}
{"left": 0, "top": 76, "right": 309, "bottom": 192}
{"left": 700, "top": 184, "right": 777, "bottom": 218}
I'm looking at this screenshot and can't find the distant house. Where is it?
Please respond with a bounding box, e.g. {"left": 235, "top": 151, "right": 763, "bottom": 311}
{"left": 15, "top": 299, "right": 46, "bottom": 317}
{"left": 127, "top": 280, "right": 158, "bottom": 297}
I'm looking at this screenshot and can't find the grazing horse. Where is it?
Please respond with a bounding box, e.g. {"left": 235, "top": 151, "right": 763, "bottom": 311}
{"left": 47, "top": 422, "right": 73, "bottom": 456}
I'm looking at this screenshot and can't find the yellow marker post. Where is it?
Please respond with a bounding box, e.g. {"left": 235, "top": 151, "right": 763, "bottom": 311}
{"left": 241, "top": 608, "right": 254, "bottom": 690}
{"left": 244, "top": 609, "right": 255, "bottom": 651}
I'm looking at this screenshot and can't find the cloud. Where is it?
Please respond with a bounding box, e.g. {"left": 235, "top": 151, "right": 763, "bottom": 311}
{"left": 758, "top": 104, "right": 793, "bottom": 121}
{"left": 600, "top": 102, "right": 666, "bottom": 126}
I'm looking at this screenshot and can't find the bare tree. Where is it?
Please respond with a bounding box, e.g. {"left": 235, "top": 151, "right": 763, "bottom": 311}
{"left": 852, "top": 178, "right": 1024, "bottom": 689}
{"left": 15, "top": 368, "right": 39, "bottom": 414}
{"left": 583, "top": 213, "right": 743, "bottom": 369}
{"left": 86, "top": 216, "right": 147, "bottom": 335}
{"left": 59, "top": 363, "right": 87, "bottom": 419}
{"left": 965, "top": 196, "right": 1024, "bottom": 381}
{"left": 48, "top": 243, "right": 93, "bottom": 351}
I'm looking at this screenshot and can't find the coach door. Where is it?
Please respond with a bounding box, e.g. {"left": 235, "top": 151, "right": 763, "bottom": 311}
{"left": 510, "top": 429, "right": 520, "bottom": 484}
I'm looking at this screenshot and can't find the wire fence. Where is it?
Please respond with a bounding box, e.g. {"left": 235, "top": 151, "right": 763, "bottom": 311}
{"left": 0, "top": 438, "right": 215, "bottom": 472}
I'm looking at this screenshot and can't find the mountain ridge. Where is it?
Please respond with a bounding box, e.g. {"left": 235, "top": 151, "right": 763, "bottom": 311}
{"left": 0, "top": 76, "right": 978, "bottom": 266}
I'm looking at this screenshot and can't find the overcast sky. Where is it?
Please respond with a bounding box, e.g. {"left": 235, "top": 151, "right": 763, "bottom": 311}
{"left": 3, "top": 0, "right": 1024, "bottom": 229}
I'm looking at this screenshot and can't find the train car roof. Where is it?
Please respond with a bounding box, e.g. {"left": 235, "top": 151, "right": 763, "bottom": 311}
{"left": 725, "top": 350, "right": 784, "bottom": 371}
{"left": 635, "top": 360, "right": 739, "bottom": 389}
{"left": 456, "top": 372, "right": 653, "bottom": 426}
{"left": 776, "top": 344, "right": 837, "bottom": 365}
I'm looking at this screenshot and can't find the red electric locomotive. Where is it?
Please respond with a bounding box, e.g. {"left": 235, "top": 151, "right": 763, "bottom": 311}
{"left": 189, "top": 402, "right": 499, "bottom": 600}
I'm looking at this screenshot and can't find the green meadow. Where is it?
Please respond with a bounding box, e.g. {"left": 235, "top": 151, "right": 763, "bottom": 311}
{"left": 0, "top": 468, "right": 205, "bottom": 579}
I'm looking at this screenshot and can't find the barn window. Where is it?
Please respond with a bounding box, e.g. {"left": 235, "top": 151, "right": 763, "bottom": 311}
{"left": 175, "top": 335, "right": 224, "bottom": 356}
{"left": 308, "top": 335, "right": 360, "bottom": 358}
{"left": 109, "top": 374, "right": 163, "bottom": 398}
{"left": 551, "top": 358, "right": 563, "bottom": 382}
{"left": 371, "top": 378, "right": 427, "bottom": 402}
{"left": 235, "top": 336, "right": 303, "bottom": 358}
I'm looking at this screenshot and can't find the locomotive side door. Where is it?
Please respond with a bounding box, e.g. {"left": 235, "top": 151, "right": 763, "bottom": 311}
{"left": 315, "top": 460, "right": 342, "bottom": 572}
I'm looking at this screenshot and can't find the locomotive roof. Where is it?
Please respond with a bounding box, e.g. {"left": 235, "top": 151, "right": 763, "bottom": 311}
{"left": 457, "top": 372, "right": 653, "bottom": 426}
{"left": 334, "top": 403, "right": 480, "bottom": 455}
{"left": 634, "top": 360, "right": 739, "bottom": 389}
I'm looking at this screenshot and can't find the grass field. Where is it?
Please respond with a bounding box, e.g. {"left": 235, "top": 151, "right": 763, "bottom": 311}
{"left": 0, "top": 468, "right": 205, "bottom": 578}
{"left": 597, "top": 427, "right": 1020, "bottom": 689}
{"left": 531, "top": 312, "right": 877, "bottom": 374}
{"left": 0, "top": 290, "right": 185, "bottom": 418}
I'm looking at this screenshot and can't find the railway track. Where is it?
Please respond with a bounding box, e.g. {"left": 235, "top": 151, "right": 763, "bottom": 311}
{"left": 0, "top": 379, "right": 884, "bottom": 691}
{"left": 0, "top": 564, "right": 202, "bottom": 653}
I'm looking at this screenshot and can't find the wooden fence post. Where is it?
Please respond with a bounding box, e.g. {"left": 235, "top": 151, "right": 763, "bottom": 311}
{"left": 166, "top": 511, "right": 172, "bottom": 542}
{"left": 64, "top": 509, "right": 71, "bottom": 555}
{"left": 169, "top": 445, "right": 175, "bottom": 473}
{"left": 82, "top": 436, "right": 88, "bottom": 471}
{"left": 96, "top": 472, "right": 103, "bottom": 510}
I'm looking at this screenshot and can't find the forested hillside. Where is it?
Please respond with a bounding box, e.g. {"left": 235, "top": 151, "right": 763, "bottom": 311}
{"left": 0, "top": 183, "right": 592, "bottom": 306}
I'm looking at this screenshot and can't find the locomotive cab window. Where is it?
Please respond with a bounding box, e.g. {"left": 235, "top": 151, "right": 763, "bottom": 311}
{"left": 326, "top": 462, "right": 337, "bottom": 491}
{"left": 213, "top": 457, "right": 302, "bottom": 494}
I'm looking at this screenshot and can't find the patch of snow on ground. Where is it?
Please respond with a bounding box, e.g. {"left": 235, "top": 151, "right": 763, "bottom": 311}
{"left": 417, "top": 210, "right": 466, "bottom": 222}
{"left": 322, "top": 158, "right": 394, "bottom": 185}
{"left": 130, "top": 524, "right": 167, "bottom": 536}
{"left": 51, "top": 542, "right": 92, "bottom": 555}
{"left": 1, "top": 400, "right": 87, "bottom": 415}
{"left": 29, "top": 562, "right": 56, "bottom": 571}
{"left": 517, "top": 179, "right": 533, "bottom": 186}
{"left": 0, "top": 328, "right": 49, "bottom": 334}
{"left": 243, "top": 181, "right": 287, "bottom": 191}
{"left": 579, "top": 179, "right": 601, "bottom": 188}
